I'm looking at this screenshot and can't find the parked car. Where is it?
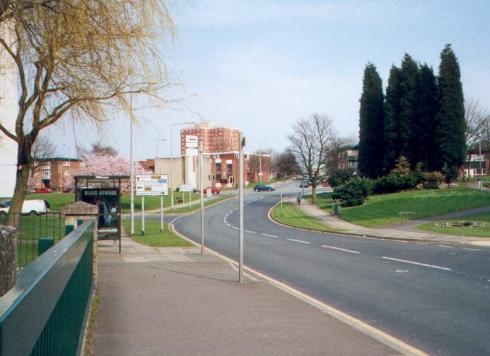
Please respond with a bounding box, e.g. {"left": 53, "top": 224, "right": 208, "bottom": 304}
{"left": 0, "top": 199, "right": 50, "bottom": 216}
{"left": 62, "top": 187, "right": 74, "bottom": 193}
{"left": 193, "top": 187, "right": 221, "bottom": 194}
{"left": 34, "top": 187, "right": 53, "bottom": 194}
{"left": 299, "top": 182, "right": 310, "bottom": 188}
{"left": 253, "top": 184, "right": 275, "bottom": 192}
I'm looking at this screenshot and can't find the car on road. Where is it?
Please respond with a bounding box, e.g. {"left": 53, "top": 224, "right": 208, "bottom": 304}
{"left": 193, "top": 187, "right": 221, "bottom": 194}
{"left": 0, "top": 199, "right": 50, "bottom": 216}
{"left": 253, "top": 184, "right": 275, "bottom": 192}
{"left": 34, "top": 187, "right": 53, "bottom": 194}
{"left": 299, "top": 181, "right": 310, "bottom": 188}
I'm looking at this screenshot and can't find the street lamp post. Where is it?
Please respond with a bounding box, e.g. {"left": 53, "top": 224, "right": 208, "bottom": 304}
{"left": 170, "top": 122, "right": 196, "bottom": 210}
{"left": 130, "top": 94, "right": 135, "bottom": 235}
{"left": 156, "top": 138, "right": 166, "bottom": 232}
{"left": 239, "top": 132, "right": 245, "bottom": 282}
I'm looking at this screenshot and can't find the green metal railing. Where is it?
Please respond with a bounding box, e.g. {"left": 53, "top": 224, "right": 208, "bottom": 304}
{"left": 0, "top": 221, "right": 94, "bottom": 356}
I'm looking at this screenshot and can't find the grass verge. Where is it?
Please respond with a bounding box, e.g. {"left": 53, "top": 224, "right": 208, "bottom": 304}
{"left": 417, "top": 213, "right": 490, "bottom": 238}
{"left": 83, "top": 295, "right": 100, "bottom": 356}
{"left": 337, "top": 187, "right": 490, "bottom": 228}
{"left": 122, "top": 219, "right": 192, "bottom": 247}
{"left": 271, "top": 202, "right": 339, "bottom": 232}
{"left": 305, "top": 192, "right": 334, "bottom": 210}
{"left": 170, "top": 195, "right": 232, "bottom": 214}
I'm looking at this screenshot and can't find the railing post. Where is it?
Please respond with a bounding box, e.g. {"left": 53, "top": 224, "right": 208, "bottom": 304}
{"left": 0, "top": 225, "right": 16, "bottom": 297}
{"left": 62, "top": 202, "right": 99, "bottom": 286}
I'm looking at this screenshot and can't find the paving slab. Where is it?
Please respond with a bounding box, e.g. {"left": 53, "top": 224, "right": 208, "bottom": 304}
{"left": 95, "top": 237, "right": 402, "bottom": 356}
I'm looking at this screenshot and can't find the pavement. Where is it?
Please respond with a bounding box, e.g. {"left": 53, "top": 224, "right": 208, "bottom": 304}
{"left": 293, "top": 198, "right": 490, "bottom": 246}
{"left": 94, "top": 236, "right": 402, "bottom": 356}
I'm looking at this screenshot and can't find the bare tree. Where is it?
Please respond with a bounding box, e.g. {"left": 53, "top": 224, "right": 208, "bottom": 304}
{"left": 272, "top": 149, "right": 300, "bottom": 179}
{"left": 0, "top": 1, "right": 174, "bottom": 224}
{"left": 288, "top": 113, "right": 336, "bottom": 204}
{"left": 464, "top": 99, "right": 489, "bottom": 179}
{"left": 32, "top": 134, "right": 56, "bottom": 160}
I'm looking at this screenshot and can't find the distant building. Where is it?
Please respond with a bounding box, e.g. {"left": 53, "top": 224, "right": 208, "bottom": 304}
{"left": 180, "top": 122, "right": 240, "bottom": 154}
{"left": 29, "top": 157, "right": 81, "bottom": 191}
{"left": 0, "top": 24, "right": 18, "bottom": 198}
{"left": 462, "top": 152, "right": 489, "bottom": 178}
{"left": 338, "top": 146, "right": 359, "bottom": 173}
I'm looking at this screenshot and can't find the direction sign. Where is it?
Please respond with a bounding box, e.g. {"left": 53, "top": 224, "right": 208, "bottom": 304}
{"left": 185, "top": 135, "right": 198, "bottom": 148}
{"left": 136, "top": 175, "right": 168, "bottom": 196}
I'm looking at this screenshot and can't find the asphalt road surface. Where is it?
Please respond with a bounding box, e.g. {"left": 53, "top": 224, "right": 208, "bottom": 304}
{"left": 173, "top": 183, "right": 490, "bottom": 355}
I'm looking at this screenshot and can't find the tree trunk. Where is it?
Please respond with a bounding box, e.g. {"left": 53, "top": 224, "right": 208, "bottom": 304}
{"left": 6, "top": 141, "right": 32, "bottom": 226}
{"left": 311, "top": 185, "right": 317, "bottom": 205}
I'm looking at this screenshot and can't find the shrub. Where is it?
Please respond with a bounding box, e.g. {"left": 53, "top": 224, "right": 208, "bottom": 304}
{"left": 332, "top": 178, "right": 372, "bottom": 207}
{"left": 327, "top": 169, "right": 355, "bottom": 187}
{"left": 421, "top": 171, "right": 443, "bottom": 189}
{"left": 372, "top": 173, "right": 417, "bottom": 194}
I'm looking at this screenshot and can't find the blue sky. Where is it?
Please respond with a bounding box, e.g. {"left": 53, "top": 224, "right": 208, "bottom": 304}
{"left": 52, "top": 0, "right": 490, "bottom": 159}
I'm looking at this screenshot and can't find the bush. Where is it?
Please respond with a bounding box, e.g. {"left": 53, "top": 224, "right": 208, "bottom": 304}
{"left": 421, "top": 171, "right": 443, "bottom": 189}
{"left": 372, "top": 173, "right": 417, "bottom": 194}
{"left": 327, "top": 169, "right": 355, "bottom": 187}
{"left": 332, "top": 178, "right": 372, "bottom": 207}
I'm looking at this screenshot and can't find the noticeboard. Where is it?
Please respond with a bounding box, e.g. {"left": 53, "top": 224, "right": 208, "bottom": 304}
{"left": 136, "top": 174, "right": 169, "bottom": 196}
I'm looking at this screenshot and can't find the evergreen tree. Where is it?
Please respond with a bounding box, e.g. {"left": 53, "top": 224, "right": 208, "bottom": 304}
{"left": 399, "top": 54, "right": 420, "bottom": 167}
{"left": 418, "top": 64, "right": 439, "bottom": 170}
{"left": 358, "top": 63, "right": 384, "bottom": 178}
{"left": 435, "top": 44, "right": 466, "bottom": 175}
{"left": 383, "top": 65, "right": 403, "bottom": 172}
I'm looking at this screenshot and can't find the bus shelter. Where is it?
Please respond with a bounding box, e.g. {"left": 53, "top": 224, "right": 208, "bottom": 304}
{"left": 74, "top": 175, "right": 129, "bottom": 253}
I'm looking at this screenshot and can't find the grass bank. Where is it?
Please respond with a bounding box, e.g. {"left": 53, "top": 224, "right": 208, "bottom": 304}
{"left": 122, "top": 219, "right": 192, "bottom": 247}
{"left": 338, "top": 186, "right": 490, "bottom": 228}
{"left": 271, "top": 202, "right": 338, "bottom": 232}
{"left": 417, "top": 213, "right": 490, "bottom": 238}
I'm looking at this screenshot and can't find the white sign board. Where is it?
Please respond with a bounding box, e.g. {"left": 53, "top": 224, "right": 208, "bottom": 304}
{"left": 185, "top": 135, "right": 198, "bottom": 148}
{"left": 136, "top": 175, "right": 168, "bottom": 196}
{"left": 180, "top": 184, "right": 194, "bottom": 192}
{"left": 185, "top": 148, "right": 198, "bottom": 157}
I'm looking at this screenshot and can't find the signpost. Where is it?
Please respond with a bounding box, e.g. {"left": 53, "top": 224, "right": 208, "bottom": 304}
{"left": 136, "top": 175, "right": 168, "bottom": 235}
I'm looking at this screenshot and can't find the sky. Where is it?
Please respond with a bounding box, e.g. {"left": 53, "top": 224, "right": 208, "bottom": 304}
{"left": 50, "top": 0, "right": 490, "bottom": 160}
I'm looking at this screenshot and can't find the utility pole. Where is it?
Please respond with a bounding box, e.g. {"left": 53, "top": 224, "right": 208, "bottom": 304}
{"left": 199, "top": 138, "right": 205, "bottom": 255}
{"left": 239, "top": 132, "right": 245, "bottom": 282}
{"left": 130, "top": 93, "right": 135, "bottom": 235}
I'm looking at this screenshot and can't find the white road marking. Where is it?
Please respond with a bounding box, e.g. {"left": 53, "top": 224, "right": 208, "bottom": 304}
{"left": 245, "top": 230, "right": 256, "bottom": 234}
{"left": 321, "top": 245, "right": 360, "bottom": 254}
{"left": 439, "top": 245, "right": 453, "bottom": 249}
{"left": 287, "top": 238, "right": 310, "bottom": 245}
{"left": 232, "top": 226, "right": 238, "bottom": 230}
{"left": 395, "top": 269, "right": 409, "bottom": 273}
{"left": 228, "top": 262, "right": 259, "bottom": 281}
{"left": 381, "top": 256, "right": 452, "bottom": 271}
{"left": 462, "top": 247, "right": 480, "bottom": 251}
{"left": 262, "top": 233, "right": 278, "bottom": 238}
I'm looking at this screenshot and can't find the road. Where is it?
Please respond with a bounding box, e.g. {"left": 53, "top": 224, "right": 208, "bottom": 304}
{"left": 173, "top": 183, "right": 490, "bottom": 355}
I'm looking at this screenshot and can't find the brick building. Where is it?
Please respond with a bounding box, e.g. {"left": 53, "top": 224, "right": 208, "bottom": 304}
{"left": 180, "top": 122, "right": 240, "bottom": 154}
{"left": 29, "top": 157, "right": 81, "bottom": 191}
{"left": 338, "top": 146, "right": 359, "bottom": 173}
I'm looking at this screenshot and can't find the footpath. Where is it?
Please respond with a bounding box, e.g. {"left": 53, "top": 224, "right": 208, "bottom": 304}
{"left": 293, "top": 199, "right": 490, "bottom": 247}
{"left": 94, "top": 236, "right": 406, "bottom": 356}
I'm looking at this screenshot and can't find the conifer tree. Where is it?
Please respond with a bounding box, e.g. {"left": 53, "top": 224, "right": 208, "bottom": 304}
{"left": 435, "top": 44, "right": 466, "bottom": 175}
{"left": 399, "top": 54, "right": 420, "bottom": 167}
{"left": 384, "top": 66, "right": 403, "bottom": 172}
{"left": 359, "top": 63, "right": 384, "bottom": 178}
{"left": 418, "top": 64, "right": 439, "bottom": 170}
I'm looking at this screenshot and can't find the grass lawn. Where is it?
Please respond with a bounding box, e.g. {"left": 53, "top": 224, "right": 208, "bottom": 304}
{"left": 122, "top": 219, "right": 192, "bottom": 247}
{"left": 417, "top": 213, "right": 490, "bottom": 237}
{"left": 338, "top": 186, "right": 490, "bottom": 228}
{"left": 306, "top": 192, "right": 334, "bottom": 210}
{"left": 120, "top": 192, "right": 200, "bottom": 212}
{"left": 170, "top": 195, "right": 232, "bottom": 214}
{"left": 271, "top": 202, "right": 339, "bottom": 232}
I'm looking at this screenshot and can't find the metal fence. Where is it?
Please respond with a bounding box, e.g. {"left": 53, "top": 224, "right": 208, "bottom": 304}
{"left": 0, "top": 212, "right": 64, "bottom": 268}
{"left": 0, "top": 220, "right": 94, "bottom": 356}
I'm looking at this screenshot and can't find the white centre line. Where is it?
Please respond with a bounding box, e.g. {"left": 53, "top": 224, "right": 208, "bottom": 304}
{"left": 321, "top": 245, "right": 360, "bottom": 254}
{"left": 245, "top": 230, "right": 256, "bottom": 234}
{"left": 381, "top": 256, "right": 452, "bottom": 271}
{"left": 462, "top": 247, "right": 480, "bottom": 251}
{"left": 262, "top": 233, "right": 278, "bottom": 238}
{"left": 439, "top": 245, "right": 453, "bottom": 249}
{"left": 287, "top": 238, "right": 310, "bottom": 245}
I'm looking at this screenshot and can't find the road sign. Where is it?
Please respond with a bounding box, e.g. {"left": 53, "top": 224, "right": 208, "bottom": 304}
{"left": 185, "top": 135, "right": 198, "bottom": 148}
{"left": 180, "top": 184, "right": 193, "bottom": 192}
{"left": 136, "top": 175, "right": 168, "bottom": 196}
{"left": 185, "top": 148, "right": 198, "bottom": 156}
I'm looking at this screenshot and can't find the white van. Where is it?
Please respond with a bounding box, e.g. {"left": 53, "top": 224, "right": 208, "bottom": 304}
{"left": 0, "top": 199, "right": 50, "bottom": 215}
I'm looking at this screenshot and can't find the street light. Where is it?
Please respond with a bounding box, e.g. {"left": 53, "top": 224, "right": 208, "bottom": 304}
{"left": 155, "top": 138, "right": 166, "bottom": 160}
{"left": 170, "top": 121, "right": 196, "bottom": 210}
{"left": 155, "top": 138, "right": 166, "bottom": 232}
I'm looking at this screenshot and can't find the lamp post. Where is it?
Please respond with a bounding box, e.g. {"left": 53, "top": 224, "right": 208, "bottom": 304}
{"left": 156, "top": 138, "right": 166, "bottom": 232}
{"left": 170, "top": 122, "right": 196, "bottom": 210}
{"left": 239, "top": 132, "right": 245, "bottom": 282}
{"left": 130, "top": 93, "right": 135, "bottom": 235}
